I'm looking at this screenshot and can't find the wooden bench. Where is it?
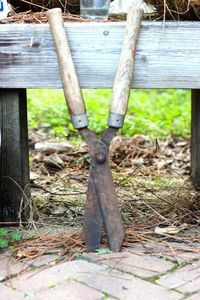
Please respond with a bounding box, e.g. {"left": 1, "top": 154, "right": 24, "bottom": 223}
{"left": 0, "top": 21, "right": 200, "bottom": 222}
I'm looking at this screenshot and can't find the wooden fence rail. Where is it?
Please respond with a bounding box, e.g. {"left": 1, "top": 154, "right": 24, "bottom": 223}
{"left": 0, "top": 21, "right": 200, "bottom": 89}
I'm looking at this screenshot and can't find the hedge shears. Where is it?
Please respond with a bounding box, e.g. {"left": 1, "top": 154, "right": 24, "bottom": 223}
{"left": 47, "top": 2, "right": 143, "bottom": 251}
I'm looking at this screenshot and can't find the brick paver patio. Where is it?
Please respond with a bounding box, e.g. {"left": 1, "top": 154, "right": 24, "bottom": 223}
{"left": 0, "top": 241, "right": 200, "bottom": 300}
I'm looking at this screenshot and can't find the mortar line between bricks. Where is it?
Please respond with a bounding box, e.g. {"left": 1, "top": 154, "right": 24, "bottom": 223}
{"left": 166, "top": 273, "right": 200, "bottom": 292}
{"left": 145, "top": 265, "right": 189, "bottom": 296}
{"left": 146, "top": 262, "right": 186, "bottom": 283}
{"left": 1, "top": 282, "right": 28, "bottom": 298}
{"left": 4, "top": 275, "right": 119, "bottom": 299}
{"left": 160, "top": 256, "right": 200, "bottom": 266}
{"left": 1, "top": 266, "right": 45, "bottom": 284}
{"left": 4, "top": 276, "right": 83, "bottom": 297}
{"left": 72, "top": 278, "right": 120, "bottom": 300}
{"left": 146, "top": 261, "right": 200, "bottom": 297}
{"left": 0, "top": 270, "right": 30, "bottom": 284}
{"left": 2, "top": 265, "right": 69, "bottom": 296}
{"left": 1, "top": 257, "right": 64, "bottom": 283}
{"left": 79, "top": 257, "right": 186, "bottom": 298}
{"left": 0, "top": 254, "right": 28, "bottom": 283}
{"left": 3, "top": 277, "right": 79, "bottom": 298}
{"left": 182, "top": 291, "right": 200, "bottom": 299}
{"left": 3, "top": 279, "right": 64, "bottom": 296}
{"left": 80, "top": 255, "right": 179, "bottom": 286}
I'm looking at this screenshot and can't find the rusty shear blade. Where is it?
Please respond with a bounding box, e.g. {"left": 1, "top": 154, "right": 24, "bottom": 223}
{"left": 79, "top": 127, "right": 124, "bottom": 252}
{"left": 91, "top": 152, "right": 124, "bottom": 252}
{"left": 83, "top": 168, "right": 103, "bottom": 251}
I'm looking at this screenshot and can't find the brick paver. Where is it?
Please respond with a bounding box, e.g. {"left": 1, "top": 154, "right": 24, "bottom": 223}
{"left": 168, "top": 251, "right": 200, "bottom": 263}
{"left": 1, "top": 240, "right": 200, "bottom": 300}
{"left": 158, "top": 243, "right": 200, "bottom": 263}
{"left": 65, "top": 261, "right": 181, "bottom": 300}
{"left": 26, "top": 254, "right": 60, "bottom": 267}
{"left": 5, "top": 259, "right": 181, "bottom": 300}
{"left": 0, "top": 251, "right": 59, "bottom": 281}
{"left": 83, "top": 251, "right": 175, "bottom": 278}
{"left": 141, "top": 242, "right": 200, "bottom": 263}
{"left": 6, "top": 260, "right": 89, "bottom": 293}
{"left": 157, "top": 260, "right": 200, "bottom": 291}
{"left": 0, "top": 252, "right": 29, "bottom": 280}
{"left": 0, "top": 283, "right": 25, "bottom": 299}
{"left": 188, "top": 292, "right": 200, "bottom": 300}
{"left": 175, "top": 276, "right": 200, "bottom": 294}
{"left": 30, "top": 280, "right": 104, "bottom": 300}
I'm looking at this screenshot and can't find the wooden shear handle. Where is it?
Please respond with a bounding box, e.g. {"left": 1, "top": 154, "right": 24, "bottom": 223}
{"left": 109, "top": 1, "right": 144, "bottom": 128}
{"left": 47, "top": 8, "right": 88, "bottom": 129}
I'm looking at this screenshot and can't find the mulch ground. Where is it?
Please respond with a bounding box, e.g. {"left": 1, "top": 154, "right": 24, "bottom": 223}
{"left": 5, "top": 131, "right": 198, "bottom": 263}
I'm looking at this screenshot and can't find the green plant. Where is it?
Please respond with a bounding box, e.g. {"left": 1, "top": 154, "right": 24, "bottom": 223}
{"left": 27, "top": 89, "right": 190, "bottom": 139}
{"left": 72, "top": 153, "right": 90, "bottom": 165}
{"left": 10, "top": 231, "right": 22, "bottom": 242}
{"left": 0, "top": 239, "right": 8, "bottom": 249}
{"left": 0, "top": 228, "right": 7, "bottom": 236}
{"left": 0, "top": 228, "right": 22, "bottom": 249}
{"left": 96, "top": 248, "right": 112, "bottom": 255}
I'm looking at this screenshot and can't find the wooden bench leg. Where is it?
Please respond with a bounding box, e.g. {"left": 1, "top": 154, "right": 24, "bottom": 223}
{"left": 191, "top": 89, "right": 200, "bottom": 189}
{"left": 0, "top": 89, "right": 30, "bottom": 222}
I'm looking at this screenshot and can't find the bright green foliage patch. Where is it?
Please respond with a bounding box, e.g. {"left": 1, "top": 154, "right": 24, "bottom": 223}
{"left": 10, "top": 231, "right": 22, "bottom": 242}
{"left": 96, "top": 248, "right": 113, "bottom": 255}
{"left": 27, "top": 89, "right": 190, "bottom": 139}
{"left": 28, "top": 89, "right": 72, "bottom": 138}
{"left": 0, "top": 228, "right": 7, "bottom": 236}
{"left": 0, "top": 239, "right": 8, "bottom": 249}
{"left": 0, "top": 228, "right": 22, "bottom": 249}
{"left": 125, "top": 89, "right": 190, "bottom": 138}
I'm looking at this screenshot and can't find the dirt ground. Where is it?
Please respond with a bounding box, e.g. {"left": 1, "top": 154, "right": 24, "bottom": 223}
{"left": 1, "top": 131, "right": 199, "bottom": 259}
{"left": 29, "top": 132, "right": 196, "bottom": 226}
{"left": 15, "top": 131, "right": 198, "bottom": 258}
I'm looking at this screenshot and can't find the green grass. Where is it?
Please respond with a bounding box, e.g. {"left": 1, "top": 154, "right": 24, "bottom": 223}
{"left": 27, "top": 89, "right": 191, "bottom": 139}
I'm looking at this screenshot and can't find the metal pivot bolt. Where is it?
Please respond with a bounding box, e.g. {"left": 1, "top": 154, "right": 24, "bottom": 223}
{"left": 96, "top": 152, "right": 106, "bottom": 164}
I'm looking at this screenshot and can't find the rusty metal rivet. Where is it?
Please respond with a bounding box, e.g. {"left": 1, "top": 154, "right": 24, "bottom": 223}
{"left": 96, "top": 153, "right": 106, "bottom": 164}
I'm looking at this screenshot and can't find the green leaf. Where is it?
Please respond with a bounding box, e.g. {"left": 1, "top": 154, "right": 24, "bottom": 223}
{"left": 96, "top": 248, "right": 112, "bottom": 255}
{"left": 10, "top": 231, "right": 21, "bottom": 242}
{"left": 0, "top": 239, "right": 9, "bottom": 248}
{"left": 0, "top": 228, "right": 7, "bottom": 236}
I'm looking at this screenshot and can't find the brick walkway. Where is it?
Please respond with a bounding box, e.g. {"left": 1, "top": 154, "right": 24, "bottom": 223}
{"left": 1, "top": 241, "right": 200, "bottom": 300}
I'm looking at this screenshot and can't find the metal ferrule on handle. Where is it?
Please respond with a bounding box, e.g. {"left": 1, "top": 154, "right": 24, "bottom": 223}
{"left": 108, "top": 1, "right": 144, "bottom": 128}
{"left": 47, "top": 8, "right": 88, "bottom": 129}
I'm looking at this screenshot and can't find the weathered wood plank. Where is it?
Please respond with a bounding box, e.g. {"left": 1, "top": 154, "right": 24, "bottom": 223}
{"left": 0, "top": 22, "right": 200, "bottom": 89}
{"left": 191, "top": 90, "right": 200, "bottom": 189}
{"left": 0, "top": 89, "right": 30, "bottom": 222}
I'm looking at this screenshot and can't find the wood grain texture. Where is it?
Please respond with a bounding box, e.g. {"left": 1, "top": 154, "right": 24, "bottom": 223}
{"left": 0, "top": 21, "right": 200, "bottom": 88}
{"left": 0, "top": 89, "right": 30, "bottom": 221}
{"left": 47, "top": 8, "right": 86, "bottom": 116}
{"left": 191, "top": 90, "right": 200, "bottom": 189}
{"left": 110, "top": 3, "right": 143, "bottom": 116}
